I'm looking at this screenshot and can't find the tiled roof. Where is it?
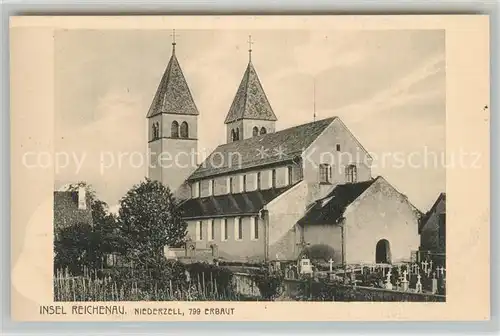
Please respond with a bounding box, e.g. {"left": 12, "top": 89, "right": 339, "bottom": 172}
{"left": 189, "top": 117, "right": 336, "bottom": 180}
{"left": 224, "top": 62, "right": 277, "bottom": 124}
{"left": 180, "top": 184, "right": 296, "bottom": 219}
{"left": 146, "top": 49, "right": 199, "bottom": 118}
{"left": 54, "top": 191, "right": 93, "bottom": 229}
{"left": 298, "top": 179, "right": 376, "bottom": 225}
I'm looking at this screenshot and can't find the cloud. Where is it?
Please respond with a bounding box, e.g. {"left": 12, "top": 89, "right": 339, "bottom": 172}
{"left": 55, "top": 87, "right": 147, "bottom": 205}
{"left": 55, "top": 29, "right": 445, "bottom": 211}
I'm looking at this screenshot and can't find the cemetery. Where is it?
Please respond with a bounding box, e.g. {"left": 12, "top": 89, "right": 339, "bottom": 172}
{"left": 269, "top": 256, "right": 446, "bottom": 301}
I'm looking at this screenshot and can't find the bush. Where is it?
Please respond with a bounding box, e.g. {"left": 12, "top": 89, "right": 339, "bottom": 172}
{"left": 250, "top": 271, "right": 284, "bottom": 300}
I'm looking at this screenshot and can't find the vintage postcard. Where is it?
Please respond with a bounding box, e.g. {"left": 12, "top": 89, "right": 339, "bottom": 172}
{"left": 10, "top": 15, "right": 490, "bottom": 321}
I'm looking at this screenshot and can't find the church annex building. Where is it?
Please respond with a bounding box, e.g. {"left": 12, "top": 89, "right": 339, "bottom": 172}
{"left": 146, "top": 38, "right": 422, "bottom": 266}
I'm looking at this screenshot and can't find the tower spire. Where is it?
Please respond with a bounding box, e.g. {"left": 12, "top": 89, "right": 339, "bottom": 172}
{"left": 248, "top": 35, "right": 254, "bottom": 62}
{"left": 171, "top": 29, "right": 177, "bottom": 54}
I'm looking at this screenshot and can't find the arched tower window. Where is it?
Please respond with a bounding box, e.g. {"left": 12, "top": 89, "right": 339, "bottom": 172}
{"left": 231, "top": 129, "right": 237, "bottom": 142}
{"left": 236, "top": 128, "right": 240, "bottom": 140}
{"left": 171, "top": 121, "right": 179, "bottom": 138}
{"left": 152, "top": 122, "right": 160, "bottom": 140}
{"left": 252, "top": 126, "right": 259, "bottom": 137}
{"left": 260, "top": 127, "right": 267, "bottom": 135}
{"left": 180, "top": 121, "right": 189, "bottom": 138}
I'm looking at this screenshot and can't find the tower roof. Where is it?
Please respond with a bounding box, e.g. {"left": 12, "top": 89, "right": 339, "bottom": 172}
{"left": 146, "top": 48, "right": 199, "bottom": 118}
{"left": 224, "top": 61, "right": 277, "bottom": 124}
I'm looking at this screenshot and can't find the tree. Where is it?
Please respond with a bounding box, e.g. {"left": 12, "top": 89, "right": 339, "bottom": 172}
{"left": 54, "top": 222, "right": 96, "bottom": 275}
{"left": 117, "top": 178, "right": 187, "bottom": 270}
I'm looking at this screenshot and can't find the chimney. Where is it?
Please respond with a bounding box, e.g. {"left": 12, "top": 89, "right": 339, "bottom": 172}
{"left": 78, "top": 185, "right": 87, "bottom": 210}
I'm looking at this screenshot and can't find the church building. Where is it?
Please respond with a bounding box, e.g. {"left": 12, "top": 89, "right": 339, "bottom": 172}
{"left": 146, "top": 36, "right": 421, "bottom": 265}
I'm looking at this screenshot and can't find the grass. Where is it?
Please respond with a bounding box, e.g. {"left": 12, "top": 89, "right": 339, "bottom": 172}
{"left": 53, "top": 268, "right": 250, "bottom": 301}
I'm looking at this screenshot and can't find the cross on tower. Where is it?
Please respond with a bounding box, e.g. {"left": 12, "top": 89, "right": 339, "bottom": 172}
{"left": 171, "top": 29, "right": 179, "bottom": 53}
{"left": 171, "top": 29, "right": 178, "bottom": 45}
{"left": 248, "top": 35, "right": 254, "bottom": 62}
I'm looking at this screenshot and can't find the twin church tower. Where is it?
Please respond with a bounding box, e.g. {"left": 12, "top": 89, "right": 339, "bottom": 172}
{"left": 147, "top": 33, "right": 278, "bottom": 191}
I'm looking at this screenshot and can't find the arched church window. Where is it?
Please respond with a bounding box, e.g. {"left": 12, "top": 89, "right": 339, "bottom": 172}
{"left": 252, "top": 126, "right": 259, "bottom": 137}
{"left": 171, "top": 121, "right": 179, "bottom": 138}
{"left": 260, "top": 127, "right": 267, "bottom": 135}
{"left": 180, "top": 121, "right": 189, "bottom": 138}
{"left": 345, "top": 164, "right": 357, "bottom": 183}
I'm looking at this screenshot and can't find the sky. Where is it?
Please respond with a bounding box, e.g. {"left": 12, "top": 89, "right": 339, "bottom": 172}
{"left": 54, "top": 29, "right": 445, "bottom": 212}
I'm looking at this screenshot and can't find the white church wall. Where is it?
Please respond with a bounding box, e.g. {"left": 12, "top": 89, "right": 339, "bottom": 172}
{"left": 343, "top": 177, "right": 420, "bottom": 264}
{"left": 267, "top": 181, "right": 308, "bottom": 260}
{"left": 302, "top": 118, "right": 372, "bottom": 205}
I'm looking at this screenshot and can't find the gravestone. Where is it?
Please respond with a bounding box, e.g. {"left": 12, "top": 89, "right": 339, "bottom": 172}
{"left": 350, "top": 268, "right": 356, "bottom": 282}
{"left": 385, "top": 270, "right": 393, "bottom": 290}
{"left": 401, "top": 270, "right": 409, "bottom": 292}
{"left": 299, "top": 257, "right": 313, "bottom": 275}
{"left": 431, "top": 272, "right": 438, "bottom": 294}
{"left": 415, "top": 274, "right": 423, "bottom": 293}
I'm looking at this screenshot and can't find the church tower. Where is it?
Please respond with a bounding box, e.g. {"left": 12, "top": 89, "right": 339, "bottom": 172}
{"left": 147, "top": 31, "right": 199, "bottom": 192}
{"left": 224, "top": 36, "right": 277, "bottom": 143}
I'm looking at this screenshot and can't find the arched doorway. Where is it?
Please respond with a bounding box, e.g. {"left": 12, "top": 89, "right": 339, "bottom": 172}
{"left": 375, "top": 239, "right": 391, "bottom": 264}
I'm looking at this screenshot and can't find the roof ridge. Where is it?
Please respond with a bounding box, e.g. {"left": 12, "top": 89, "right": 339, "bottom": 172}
{"left": 240, "top": 63, "right": 252, "bottom": 122}
{"left": 188, "top": 116, "right": 337, "bottom": 180}
{"left": 215, "top": 116, "right": 337, "bottom": 151}
{"left": 174, "top": 54, "right": 200, "bottom": 114}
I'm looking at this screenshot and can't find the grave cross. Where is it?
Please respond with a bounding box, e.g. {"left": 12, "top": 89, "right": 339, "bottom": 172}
{"left": 422, "top": 260, "right": 428, "bottom": 273}
{"left": 429, "top": 260, "right": 434, "bottom": 271}
{"left": 328, "top": 258, "right": 334, "bottom": 273}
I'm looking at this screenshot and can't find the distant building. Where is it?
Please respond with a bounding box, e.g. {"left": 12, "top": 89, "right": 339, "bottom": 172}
{"left": 146, "top": 39, "right": 422, "bottom": 264}
{"left": 53, "top": 185, "right": 93, "bottom": 231}
{"left": 419, "top": 193, "right": 446, "bottom": 254}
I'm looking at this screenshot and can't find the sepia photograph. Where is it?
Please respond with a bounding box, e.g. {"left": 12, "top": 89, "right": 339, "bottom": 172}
{"left": 52, "top": 28, "right": 446, "bottom": 302}
{"left": 9, "top": 15, "right": 489, "bottom": 321}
